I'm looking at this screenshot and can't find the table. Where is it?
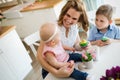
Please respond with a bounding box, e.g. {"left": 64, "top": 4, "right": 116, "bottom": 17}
{"left": 44, "top": 42, "right": 120, "bottom": 80}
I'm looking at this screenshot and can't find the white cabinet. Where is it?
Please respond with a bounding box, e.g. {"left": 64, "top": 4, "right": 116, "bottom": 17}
{"left": 0, "top": 26, "right": 32, "bottom": 80}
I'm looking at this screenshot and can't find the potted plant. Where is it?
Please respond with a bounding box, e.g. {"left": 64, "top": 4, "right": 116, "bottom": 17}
{"left": 81, "top": 51, "right": 95, "bottom": 62}
{"left": 79, "top": 39, "right": 89, "bottom": 48}
{"left": 78, "top": 39, "right": 96, "bottom": 69}
{"left": 79, "top": 39, "right": 96, "bottom": 62}
{"left": 100, "top": 66, "right": 120, "bottom": 80}
{"left": 78, "top": 50, "right": 96, "bottom": 69}
{"left": 101, "top": 36, "right": 108, "bottom": 42}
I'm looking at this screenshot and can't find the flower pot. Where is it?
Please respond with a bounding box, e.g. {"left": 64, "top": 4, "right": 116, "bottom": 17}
{"left": 78, "top": 60, "right": 93, "bottom": 70}
{"left": 83, "top": 60, "right": 93, "bottom": 69}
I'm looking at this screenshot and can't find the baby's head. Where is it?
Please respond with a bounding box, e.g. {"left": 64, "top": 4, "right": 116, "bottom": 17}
{"left": 40, "top": 22, "right": 60, "bottom": 45}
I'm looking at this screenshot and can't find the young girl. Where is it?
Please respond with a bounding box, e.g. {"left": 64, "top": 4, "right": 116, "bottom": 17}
{"left": 88, "top": 4, "right": 120, "bottom": 46}
{"left": 40, "top": 22, "right": 93, "bottom": 80}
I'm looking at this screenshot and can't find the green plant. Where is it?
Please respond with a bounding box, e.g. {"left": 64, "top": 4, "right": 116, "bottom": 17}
{"left": 79, "top": 39, "right": 89, "bottom": 48}
{"left": 81, "top": 51, "right": 95, "bottom": 62}
{"left": 101, "top": 36, "right": 108, "bottom": 42}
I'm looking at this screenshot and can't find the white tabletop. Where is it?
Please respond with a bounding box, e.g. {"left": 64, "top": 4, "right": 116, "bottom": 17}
{"left": 44, "top": 42, "right": 120, "bottom": 80}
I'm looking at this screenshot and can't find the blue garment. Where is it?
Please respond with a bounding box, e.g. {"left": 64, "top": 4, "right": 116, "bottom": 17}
{"left": 42, "top": 53, "right": 88, "bottom": 80}
{"left": 88, "top": 24, "right": 120, "bottom": 41}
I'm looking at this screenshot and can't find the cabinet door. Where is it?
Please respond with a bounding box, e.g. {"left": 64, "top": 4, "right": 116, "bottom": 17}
{"left": 0, "top": 30, "right": 32, "bottom": 80}
{"left": 0, "top": 50, "right": 17, "bottom": 80}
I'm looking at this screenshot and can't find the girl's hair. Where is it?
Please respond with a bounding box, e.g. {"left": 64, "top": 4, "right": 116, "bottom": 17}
{"left": 58, "top": 0, "right": 89, "bottom": 32}
{"left": 96, "top": 4, "right": 113, "bottom": 20}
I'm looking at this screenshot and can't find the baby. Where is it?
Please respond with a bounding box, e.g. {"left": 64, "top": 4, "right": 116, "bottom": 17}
{"left": 40, "top": 22, "right": 93, "bottom": 80}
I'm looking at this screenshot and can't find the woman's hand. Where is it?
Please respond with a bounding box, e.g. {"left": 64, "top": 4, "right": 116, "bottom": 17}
{"left": 63, "top": 45, "right": 75, "bottom": 52}
{"left": 68, "top": 47, "right": 75, "bottom": 52}
{"left": 55, "top": 61, "right": 75, "bottom": 77}
{"left": 68, "top": 60, "right": 74, "bottom": 68}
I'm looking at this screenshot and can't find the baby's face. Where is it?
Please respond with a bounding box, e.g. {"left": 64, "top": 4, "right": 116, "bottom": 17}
{"left": 53, "top": 32, "right": 61, "bottom": 45}
{"left": 95, "top": 14, "right": 110, "bottom": 30}
{"left": 48, "top": 32, "right": 60, "bottom": 47}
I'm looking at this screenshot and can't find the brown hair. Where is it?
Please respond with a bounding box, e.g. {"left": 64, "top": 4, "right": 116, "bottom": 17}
{"left": 58, "top": 0, "right": 89, "bottom": 32}
{"left": 96, "top": 4, "right": 113, "bottom": 20}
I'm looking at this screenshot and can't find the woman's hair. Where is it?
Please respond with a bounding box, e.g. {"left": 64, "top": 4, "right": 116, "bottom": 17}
{"left": 58, "top": 0, "right": 89, "bottom": 32}
{"left": 96, "top": 4, "right": 113, "bottom": 20}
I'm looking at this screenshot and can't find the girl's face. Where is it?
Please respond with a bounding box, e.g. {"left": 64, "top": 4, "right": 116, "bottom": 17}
{"left": 63, "top": 7, "right": 81, "bottom": 28}
{"left": 49, "top": 32, "right": 60, "bottom": 47}
{"left": 95, "top": 14, "right": 110, "bottom": 30}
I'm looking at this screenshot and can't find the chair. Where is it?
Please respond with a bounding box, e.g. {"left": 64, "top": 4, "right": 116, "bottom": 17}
{"left": 23, "top": 31, "right": 40, "bottom": 57}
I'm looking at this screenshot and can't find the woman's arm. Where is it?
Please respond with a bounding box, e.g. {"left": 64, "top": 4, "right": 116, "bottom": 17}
{"left": 62, "top": 44, "right": 75, "bottom": 52}
{"left": 74, "top": 34, "right": 82, "bottom": 51}
{"left": 37, "top": 41, "right": 74, "bottom": 77}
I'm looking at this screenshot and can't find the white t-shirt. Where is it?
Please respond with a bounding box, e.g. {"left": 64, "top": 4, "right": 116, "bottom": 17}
{"left": 59, "top": 24, "right": 79, "bottom": 53}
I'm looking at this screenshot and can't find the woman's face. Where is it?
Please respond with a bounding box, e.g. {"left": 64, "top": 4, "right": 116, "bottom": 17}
{"left": 95, "top": 14, "right": 110, "bottom": 30}
{"left": 63, "top": 7, "right": 81, "bottom": 28}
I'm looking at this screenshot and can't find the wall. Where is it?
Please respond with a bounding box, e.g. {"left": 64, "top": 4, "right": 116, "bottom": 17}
{"left": 104, "top": 0, "right": 120, "bottom": 19}
{"left": 104, "top": 0, "right": 120, "bottom": 7}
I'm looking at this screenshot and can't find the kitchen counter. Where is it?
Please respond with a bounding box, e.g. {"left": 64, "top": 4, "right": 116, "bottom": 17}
{"left": 21, "top": 0, "right": 62, "bottom": 12}
{"left": 0, "top": 26, "right": 15, "bottom": 38}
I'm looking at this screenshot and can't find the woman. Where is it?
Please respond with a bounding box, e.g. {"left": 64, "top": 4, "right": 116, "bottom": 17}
{"left": 37, "top": 0, "right": 89, "bottom": 79}
{"left": 58, "top": 0, "right": 89, "bottom": 52}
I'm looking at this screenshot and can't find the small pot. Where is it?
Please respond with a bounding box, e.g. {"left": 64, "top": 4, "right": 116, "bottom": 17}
{"left": 83, "top": 60, "right": 93, "bottom": 69}
{"left": 78, "top": 60, "right": 93, "bottom": 70}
